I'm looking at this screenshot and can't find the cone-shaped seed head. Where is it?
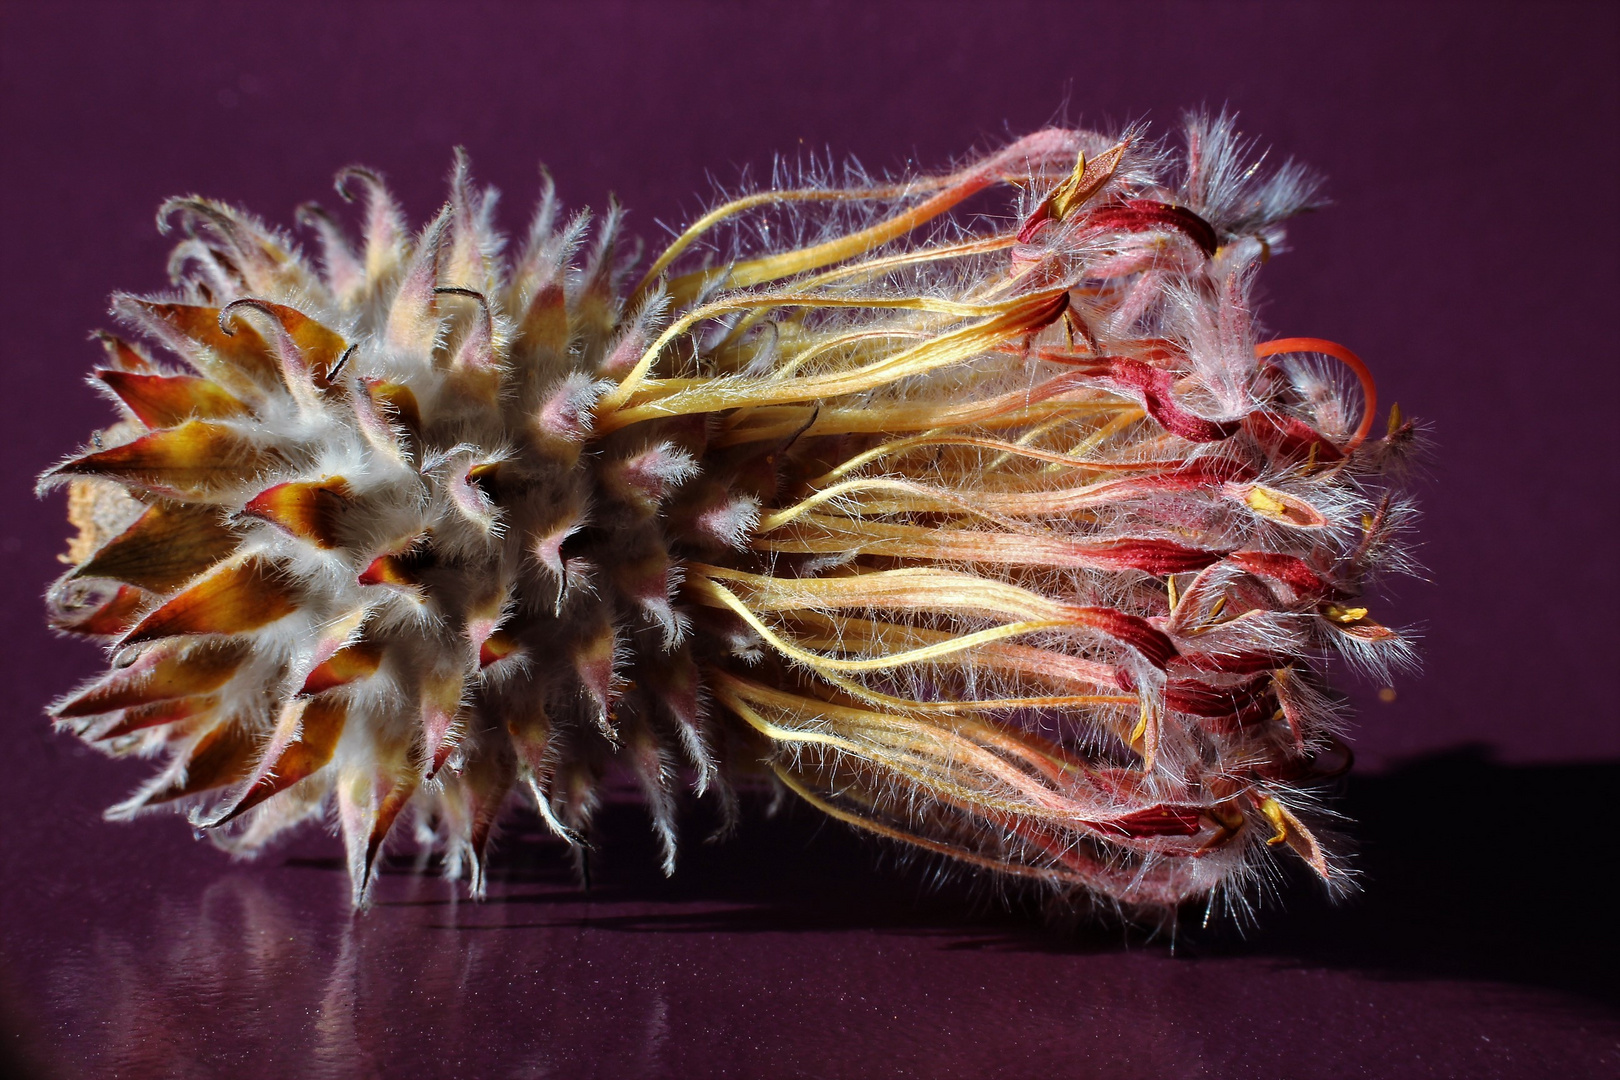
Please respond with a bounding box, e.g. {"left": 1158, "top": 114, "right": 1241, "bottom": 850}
{"left": 41, "top": 113, "right": 1418, "bottom": 916}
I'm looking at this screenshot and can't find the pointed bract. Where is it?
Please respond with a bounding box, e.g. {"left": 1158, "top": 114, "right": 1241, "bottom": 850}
{"left": 243, "top": 477, "right": 353, "bottom": 548}
{"left": 121, "top": 556, "right": 300, "bottom": 644}
{"left": 96, "top": 370, "right": 251, "bottom": 428}
{"left": 72, "top": 503, "right": 238, "bottom": 593}
{"left": 45, "top": 420, "right": 281, "bottom": 501}
{"left": 208, "top": 697, "right": 348, "bottom": 826}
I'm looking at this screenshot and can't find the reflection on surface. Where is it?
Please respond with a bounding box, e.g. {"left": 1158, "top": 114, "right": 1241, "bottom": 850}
{"left": 29, "top": 755, "right": 1620, "bottom": 1078}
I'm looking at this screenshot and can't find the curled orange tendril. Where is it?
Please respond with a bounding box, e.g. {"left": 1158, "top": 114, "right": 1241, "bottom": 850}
{"left": 1255, "top": 337, "right": 1377, "bottom": 452}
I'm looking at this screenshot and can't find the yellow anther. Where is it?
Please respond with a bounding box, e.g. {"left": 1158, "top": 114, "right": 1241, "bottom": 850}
{"left": 1245, "top": 486, "right": 1288, "bottom": 517}
{"left": 1166, "top": 575, "right": 1179, "bottom": 611}
{"left": 1129, "top": 714, "right": 1147, "bottom": 746}
{"left": 1242, "top": 484, "right": 1326, "bottom": 527}
{"left": 1259, "top": 797, "right": 1290, "bottom": 846}
{"left": 1323, "top": 604, "right": 1369, "bottom": 624}
{"left": 1040, "top": 139, "right": 1127, "bottom": 225}
{"left": 1047, "top": 152, "right": 1089, "bottom": 222}
{"left": 1129, "top": 695, "right": 1151, "bottom": 747}
{"left": 1387, "top": 401, "right": 1403, "bottom": 437}
{"left": 1187, "top": 594, "right": 1229, "bottom": 636}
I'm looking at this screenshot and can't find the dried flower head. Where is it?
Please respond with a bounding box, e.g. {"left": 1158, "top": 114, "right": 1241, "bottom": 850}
{"left": 40, "top": 113, "right": 1417, "bottom": 918}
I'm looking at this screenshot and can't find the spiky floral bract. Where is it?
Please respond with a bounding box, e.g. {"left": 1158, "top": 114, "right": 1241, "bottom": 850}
{"left": 40, "top": 114, "right": 1417, "bottom": 916}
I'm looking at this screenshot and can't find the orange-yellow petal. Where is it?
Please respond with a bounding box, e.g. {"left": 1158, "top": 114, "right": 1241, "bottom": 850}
{"left": 299, "top": 640, "right": 385, "bottom": 695}
{"left": 97, "top": 369, "right": 250, "bottom": 428}
{"left": 121, "top": 299, "right": 282, "bottom": 391}
{"left": 243, "top": 477, "right": 352, "bottom": 548}
{"left": 121, "top": 557, "right": 299, "bottom": 644}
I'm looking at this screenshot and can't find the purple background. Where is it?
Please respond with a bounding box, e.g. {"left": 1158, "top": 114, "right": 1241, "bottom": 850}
{"left": 2, "top": 2, "right": 1616, "bottom": 1077}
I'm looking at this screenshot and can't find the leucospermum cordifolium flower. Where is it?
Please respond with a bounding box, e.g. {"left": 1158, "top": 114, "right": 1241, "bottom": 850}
{"left": 40, "top": 113, "right": 1418, "bottom": 918}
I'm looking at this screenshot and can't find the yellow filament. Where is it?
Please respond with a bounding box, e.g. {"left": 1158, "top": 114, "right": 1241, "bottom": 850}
{"left": 760, "top": 466, "right": 1171, "bottom": 528}
{"left": 599, "top": 290, "right": 1023, "bottom": 414}
{"left": 713, "top": 385, "right": 1121, "bottom": 447}
{"left": 769, "top": 765, "right": 1086, "bottom": 885}
{"left": 599, "top": 291, "right": 1062, "bottom": 428}
{"left": 785, "top": 611, "right": 1118, "bottom": 691}
{"left": 663, "top": 177, "right": 1006, "bottom": 302}
{"left": 633, "top": 127, "right": 1082, "bottom": 307}
{"left": 629, "top": 176, "right": 959, "bottom": 302}
{"left": 694, "top": 563, "right": 1093, "bottom": 626}
{"left": 710, "top": 684, "right": 864, "bottom": 755}
{"left": 793, "top": 233, "right": 1017, "bottom": 291}
{"left": 811, "top": 430, "right": 1160, "bottom": 486}
{"left": 809, "top": 665, "right": 1134, "bottom": 717}
{"left": 610, "top": 324, "right": 923, "bottom": 393}
{"left": 755, "top": 475, "right": 1014, "bottom": 532}
{"left": 685, "top": 573, "right": 1066, "bottom": 673}
{"left": 718, "top": 675, "right": 1103, "bottom": 820}
{"left": 1064, "top": 408, "right": 1144, "bottom": 458}
{"left": 754, "top": 513, "right": 1058, "bottom": 562}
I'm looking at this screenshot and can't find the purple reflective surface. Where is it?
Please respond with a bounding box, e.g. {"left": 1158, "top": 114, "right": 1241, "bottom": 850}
{"left": 3, "top": 3, "right": 1617, "bottom": 1077}
{"left": 7, "top": 760, "right": 1620, "bottom": 1078}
